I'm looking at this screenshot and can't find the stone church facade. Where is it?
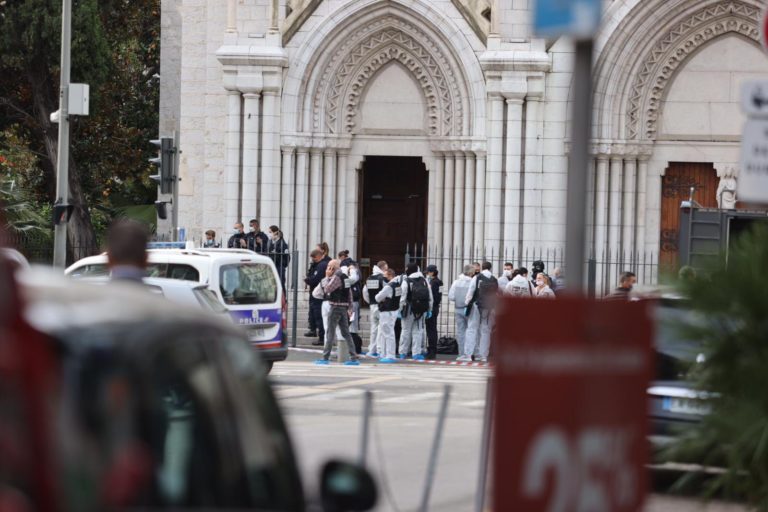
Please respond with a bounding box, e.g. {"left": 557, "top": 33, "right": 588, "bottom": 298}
{"left": 160, "top": 0, "right": 767, "bottom": 278}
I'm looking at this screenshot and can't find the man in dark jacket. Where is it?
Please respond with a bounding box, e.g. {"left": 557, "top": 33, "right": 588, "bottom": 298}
{"left": 424, "top": 264, "right": 443, "bottom": 360}
{"left": 304, "top": 249, "right": 330, "bottom": 345}
{"left": 246, "top": 219, "right": 269, "bottom": 253}
{"left": 228, "top": 222, "right": 247, "bottom": 249}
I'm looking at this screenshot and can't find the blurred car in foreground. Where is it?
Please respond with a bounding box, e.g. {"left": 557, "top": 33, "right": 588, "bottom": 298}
{"left": 1, "top": 267, "right": 376, "bottom": 511}
{"left": 647, "top": 298, "right": 711, "bottom": 449}
{"left": 66, "top": 248, "right": 289, "bottom": 369}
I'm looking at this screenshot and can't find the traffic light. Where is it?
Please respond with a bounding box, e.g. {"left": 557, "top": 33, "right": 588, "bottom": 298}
{"left": 149, "top": 137, "right": 175, "bottom": 195}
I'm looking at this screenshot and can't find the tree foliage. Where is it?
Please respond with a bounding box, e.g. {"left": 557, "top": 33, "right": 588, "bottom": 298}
{"left": 667, "top": 224, "right": 768, "bottom": 508}
{"left": 0, "top": 0, "right": 159, "bottom": 259}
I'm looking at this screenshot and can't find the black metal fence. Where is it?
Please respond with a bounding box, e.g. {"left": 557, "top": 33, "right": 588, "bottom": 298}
{"left": 403, "top": 243, "right": 660, "bottom": 339}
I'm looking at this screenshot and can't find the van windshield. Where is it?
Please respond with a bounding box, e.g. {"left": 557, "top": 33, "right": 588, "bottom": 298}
{"left": 219, "top": 263, "right": 278, "bottom": 305}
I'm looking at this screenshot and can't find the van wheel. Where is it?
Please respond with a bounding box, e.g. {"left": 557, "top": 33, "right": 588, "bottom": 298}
{"left": 264, "top": 361, "right": 274, "bottom": 373}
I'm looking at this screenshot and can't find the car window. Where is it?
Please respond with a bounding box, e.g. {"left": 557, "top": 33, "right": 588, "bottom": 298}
{"left": 193, "top": 287, "right": 228, "bottom": 314}
{"left": 166, "top": 264, "right": 200, "bottom": 282}
{"left": 69, "top": 263, "right": 110, "bottom": 278}
{"left": 219, "top": 264, "right": 278, "bottom": 305}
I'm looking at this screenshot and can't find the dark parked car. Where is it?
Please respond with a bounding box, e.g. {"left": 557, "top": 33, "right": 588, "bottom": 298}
{"left": 1, "top": 267, "right": 375, "bottom": 511}
{"left": 647, "top": 298, "right": 711, "bottom": 449}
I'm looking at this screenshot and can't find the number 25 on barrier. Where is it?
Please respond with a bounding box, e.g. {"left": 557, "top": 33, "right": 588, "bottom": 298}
{"left": 521, "top": 427, "right": 638, "bottom": 512}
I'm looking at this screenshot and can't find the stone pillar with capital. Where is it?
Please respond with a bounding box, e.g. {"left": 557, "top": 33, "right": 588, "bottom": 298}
{"left": 224, "top": 90, "right": 242, "bottom": 229}
{"left": 280, "top": 146, "right": 295, "bottom": 237}
{"left": 294, "top": 147, "right": 309, "bottom": 251}
{"left": 486, "top": 95, "right": 505, "bottom": 257}
{"left": 442, "top": 154, "right": 455, "bottom": 253}
{"left": 474, "top": 151, "right": 487, "bottom": 250}
{"left": 260, "top": 91, "right": 281, "bottom": 224}
{"left": 594, "top": 155, "right": 609, "bottom": 260}
{"left": 336, "top": 151, "right": 349, "bottom": 252}
{"left": 308, "top": 149, "right": 322, "bottom": 248}
{"left": 636, "top": 158, "right": 649, "bottom": 256}
{"left": 453, "top": 152, "right": 466, "bottom": 248}
{"left": 464, "top": 152, "right": 476, "bottom": 251}
{"left": 504, "top": 97, "right": 524, "bottom": 256}
{"left": 622, "top": 157, "right": 637, "bottom": 256}
{"left": 433, "top": 154, "right": 445, "bottom": 252}
{"left": 322, "top": 148, "right": 337, "bottom": 245}
{"left": 608, "top": 156, "right": 624, "bottom": 258}
{"left": 242, "top": 92, "right": 261, "bottom": 219}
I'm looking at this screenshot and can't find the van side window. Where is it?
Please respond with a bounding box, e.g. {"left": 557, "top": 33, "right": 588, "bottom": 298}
{"left": 165, "top": 264, "right": 200, "bottom": 282}
{"left": 219, "top": 264, "right": 277, "bottom": 305}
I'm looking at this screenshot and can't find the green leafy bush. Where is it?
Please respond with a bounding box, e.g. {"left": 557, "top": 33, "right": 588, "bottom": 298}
{"left": 667, "top": 224, "right": 768, "bottom": 508}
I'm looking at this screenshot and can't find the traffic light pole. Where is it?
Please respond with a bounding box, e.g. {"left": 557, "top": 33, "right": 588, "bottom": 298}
{"left": 53, "top": 0, "right": 72, "bottom": 268}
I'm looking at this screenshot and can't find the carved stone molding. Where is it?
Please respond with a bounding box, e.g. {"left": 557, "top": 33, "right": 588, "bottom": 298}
{"left": 626, "top": 0, "right": 760, "bottom": 140}
{"left": 310, "top": 15, "right": 466, "bottom": 137}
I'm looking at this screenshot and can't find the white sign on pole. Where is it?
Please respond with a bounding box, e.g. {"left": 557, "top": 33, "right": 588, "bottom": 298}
{"left": 738, "top": 119, "right": 768, "bottom": 203}
{"left": 740, "top": 80, "right": 768, "bottom": 118}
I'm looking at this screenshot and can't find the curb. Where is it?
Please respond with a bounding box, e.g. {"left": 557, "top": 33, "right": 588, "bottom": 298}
{"left": 287, "top": 347, "right": 493, "bottom": 368}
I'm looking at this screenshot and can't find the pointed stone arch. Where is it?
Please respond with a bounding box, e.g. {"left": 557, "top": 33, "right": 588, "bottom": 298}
{"left": 593, "top": 0, "right": 762, "bottom": 142}
{"left": 284, "top": 0, "right": 482, "bottom": 140}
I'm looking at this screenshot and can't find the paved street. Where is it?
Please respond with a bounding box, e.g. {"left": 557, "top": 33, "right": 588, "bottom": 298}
{"left": 271, "top": 349, "right": 747, "bottom": 512}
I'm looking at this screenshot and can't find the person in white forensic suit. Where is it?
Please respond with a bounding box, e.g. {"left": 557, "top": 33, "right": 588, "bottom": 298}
{"left": 447, "top": 264, "right": 475, "bottom": 356}
{"left": 374, "top": 268, "right": 400, "bottom": 363}
{"left": 460, "top": 261, "right": 497, "bottom": 363}
{"left": 398, "top": 262, "right": 433, "bottom": 361}
{"left": 362, "top": 260, "right": 388, "bottom": 356}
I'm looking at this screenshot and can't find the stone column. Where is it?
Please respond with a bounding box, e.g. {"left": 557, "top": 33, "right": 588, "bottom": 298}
{"left": 608, "top": 157, "right": 623, "bottom": 257}
{"left": 453, "top": 152, "right": 465, "bottom": 248}
{"left": 336, "top": 152, "right": 349, "bottom": 252}
{"left": 486, "top": 95, "right": 505, "bottom": 258}
{"left": 224, "top": 90, "right": 242, "bottom": 229}
{"left": 464, "top": 152, "right": 476, "bottom": 251}
{"left": 226, "top": 0, "right": 237, "bottom": 32}
{"left": 645, "top": 164, "right": 662, "bottom": 260}
{"left": 280, "top": 146, "right": 295, "bottom": 237}
{"left": 241, "top": 92, "right": 260, "bottom": 220}
{"left": 594, "top": 156, "right": 609, "bottom": 259}
{"left": 322, "top": 149, "right": 337, "bottom": 245}
{"left": 491, "top": 0, "right": 501, "bottom": 34}
{"left": 294, "top": 148, "right": 309, "bottom": 251}
{"left": 622, "top": 158, "right": 637, "bottom": 256}
{"left": 344, "top": 159, "right": 358, "bottom": 253}
{"left": 308, "top": 149, "right": 322, "bottom": 248}
{"left": 442, "top": 155, "right": 455, "bottom": 252}
{"left": 433, "top": 154, "right": 445, "bottom": 252}
{"left": 260, "top": 91, "right": 281, "bottom": 223}
{"left": 636, "top": 158, "right": 649, "bottom": 256}
{"left": 523, "top": 96, "right": 544, "bottom": 251}
{"left": 503, "top": 97, "right": 524, "bottom": 254}
{"left": 474, "top": 152, "right": 486, "bottom": 250}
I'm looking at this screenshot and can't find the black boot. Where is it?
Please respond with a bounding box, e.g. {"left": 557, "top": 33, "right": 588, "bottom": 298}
{"left": 304, "top": 330, "right": 317, "bottom": 337}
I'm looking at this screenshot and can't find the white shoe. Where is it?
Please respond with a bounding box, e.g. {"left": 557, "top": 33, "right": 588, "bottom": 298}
{"left": 456, "top": 355, "right": 471, "bottom": 362}
{"left": 477, "top": 357, "right": 488, "bottom": 363}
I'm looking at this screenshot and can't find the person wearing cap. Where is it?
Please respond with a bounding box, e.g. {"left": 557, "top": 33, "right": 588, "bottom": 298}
{"left": 424, "top": 264, "right": 443, "bottom": 360}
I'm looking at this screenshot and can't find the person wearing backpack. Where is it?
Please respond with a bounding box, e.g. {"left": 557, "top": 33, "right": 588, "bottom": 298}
{"left": 374, "top": 268, "right": 400, "bottom": 363}
{"left": 362, "top": 260, "right": 389, "bottom": 357}
{"left": 448, "top": 264, "right": 475, "bottom": 357}
{"left": 459, "top": 261, "right": 498, "bottom": 363}
{"left": 398, "top": 262, "right": 433, "bottom": 360}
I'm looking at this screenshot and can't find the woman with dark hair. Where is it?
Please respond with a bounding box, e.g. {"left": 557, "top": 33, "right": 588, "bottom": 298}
{"left": 317, "top": 242, "right": 330, "bottom": 259}
{"left": 267, "top": 225, "right": 290, "bottom": 289}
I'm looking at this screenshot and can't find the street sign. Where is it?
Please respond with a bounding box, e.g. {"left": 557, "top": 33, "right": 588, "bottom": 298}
{"left": 533, "top": 0, "right": 602, "bottom": 39}
{"left": 739, "top": 119, "right": 768, "bottom": 203}
{"left": 740, "top": 80, "right": 768, "bottom": 118}
{"left": 493, "top": 298, "right": 652, "bottom": 512}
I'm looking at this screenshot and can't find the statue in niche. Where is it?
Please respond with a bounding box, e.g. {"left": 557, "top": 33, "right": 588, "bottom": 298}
{"left": 716, "top": 166, "right": 738, "bottom": 210}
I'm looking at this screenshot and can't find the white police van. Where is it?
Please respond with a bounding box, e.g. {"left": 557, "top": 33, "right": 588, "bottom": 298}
{"left": 65, "top": 247, "right": 288, "bottom": 369}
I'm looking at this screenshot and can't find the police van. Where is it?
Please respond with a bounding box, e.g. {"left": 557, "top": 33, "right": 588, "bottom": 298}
{"left": 65, "top": 247, "right": 288, "bottom": 369}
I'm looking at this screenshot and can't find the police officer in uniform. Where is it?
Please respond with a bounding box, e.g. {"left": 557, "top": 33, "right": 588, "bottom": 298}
{"left": 313, "top": 259, "right": 359, "bottom": 365}
{"left": 424, "top": 264, "right": 442, "bottom": 360}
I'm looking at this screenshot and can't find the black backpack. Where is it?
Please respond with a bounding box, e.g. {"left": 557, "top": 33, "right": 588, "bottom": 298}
{"left": 407, "top": 277, "right": 431, "bottom": 318}
{"left": 437, "top": 336, "right": 458, "bottom": 355}
{"left": 476, "top": 274, "right": 499, "bottom": 310}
